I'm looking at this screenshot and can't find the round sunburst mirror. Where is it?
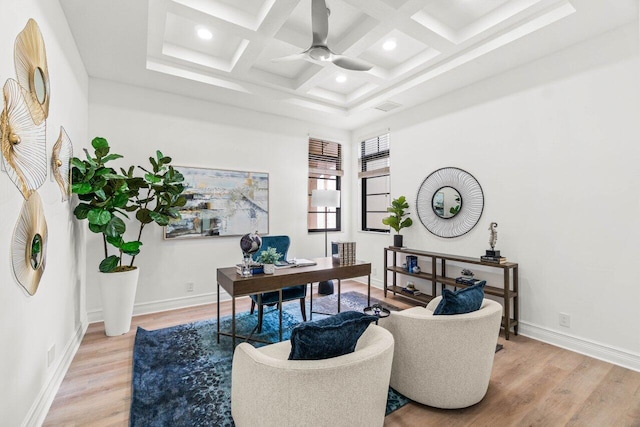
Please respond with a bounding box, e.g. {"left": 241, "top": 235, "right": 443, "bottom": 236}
{"left": 0, "top": 78, "right": 47, "bottom": 199}
{"left": 12, "top": 192, "right": 48, "bottom": 295}
{"left": 51, "top": 126, "right": 73, "bottom": 201}
{"left": 14, "top": 19, "right": 49, "bottom": 124}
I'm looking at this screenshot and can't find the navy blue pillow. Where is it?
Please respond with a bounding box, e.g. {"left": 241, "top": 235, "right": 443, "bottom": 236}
{"left": 288, "top": 311, "right": 378, "bottom": 360}
{"left": 433, "top": 281, "right": 486, "bottom": 315}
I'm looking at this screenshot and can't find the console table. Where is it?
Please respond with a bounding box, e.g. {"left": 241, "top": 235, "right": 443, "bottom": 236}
{"left": 216, "top": 257, "right": 372, "bottom": 348}
{"left": 384, "top": 247, "right": 519, "bottom": 339}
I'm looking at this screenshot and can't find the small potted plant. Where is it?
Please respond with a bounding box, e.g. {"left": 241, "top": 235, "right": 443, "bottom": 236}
{"left": 382, "top": 195, "right": 413, "bottom": 247}
{"left": 257, "top": 247, "right": 282, "bottom": 274}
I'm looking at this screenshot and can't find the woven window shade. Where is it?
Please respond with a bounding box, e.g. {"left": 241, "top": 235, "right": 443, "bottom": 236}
{"left": 308, "top": 138, "right": 343, "bottom": 177}
{"left": 359, "top": 133, "right": 390, "bottom": 178}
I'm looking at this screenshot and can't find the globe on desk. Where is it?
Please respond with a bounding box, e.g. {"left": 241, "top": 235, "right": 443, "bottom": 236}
{"left": 240, "top": 232, "right": 262, "bottom": 257}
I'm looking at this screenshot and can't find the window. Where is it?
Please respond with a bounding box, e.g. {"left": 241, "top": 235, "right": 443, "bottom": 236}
{"left": 308, "top": 138, "right": 342, "bottom": 232}
{"left": 360, "top": 133, "right": 390, "bottom": 232}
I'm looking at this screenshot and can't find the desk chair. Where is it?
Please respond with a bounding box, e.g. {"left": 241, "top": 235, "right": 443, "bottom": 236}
{"left": 250, "top": 235, "right": 307, "bottom": 332}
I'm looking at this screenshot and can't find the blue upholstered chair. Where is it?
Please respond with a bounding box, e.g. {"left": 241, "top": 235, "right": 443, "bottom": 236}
{"left": 250, "top": 236, "right": 307, "bottom": 332}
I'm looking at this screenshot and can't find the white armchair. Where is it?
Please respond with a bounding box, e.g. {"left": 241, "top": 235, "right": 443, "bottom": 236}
{"left": 231, "top": 324, "right": 394, "bottom": 427}
{"left": 380, "top": 296, "right": 502, "bottom": 409}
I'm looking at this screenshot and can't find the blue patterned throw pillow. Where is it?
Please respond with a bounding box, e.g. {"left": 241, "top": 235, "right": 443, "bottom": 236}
{"left": 433, "top": 280, "right": 486, "bottom": 315}
{"left": 288, "top": 311, "right": 378, "bottom": 360}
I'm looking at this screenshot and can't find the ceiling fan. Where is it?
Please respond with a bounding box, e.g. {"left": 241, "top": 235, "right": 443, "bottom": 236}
{"left": 272, "top": 0, "right": 373, "bottom": 71}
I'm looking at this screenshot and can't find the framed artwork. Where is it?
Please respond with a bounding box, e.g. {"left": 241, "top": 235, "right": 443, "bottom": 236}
{"left": 164, "top": 166, "right": 269, "bottom": 239}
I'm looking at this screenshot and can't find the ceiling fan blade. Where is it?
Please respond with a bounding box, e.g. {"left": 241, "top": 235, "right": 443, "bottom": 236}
{"left": 331, "top": 55, "right": 373, "bottom": 71}
{"left": 311, "top": 0, "right": 329, "bottom": 46}
{"left": 271, "top": 52, "right": 307, "bottom": 63}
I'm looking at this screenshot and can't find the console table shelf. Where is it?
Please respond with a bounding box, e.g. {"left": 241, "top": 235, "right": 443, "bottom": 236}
{"left": 384, "top": 246, "right": 519, "bottom": 339}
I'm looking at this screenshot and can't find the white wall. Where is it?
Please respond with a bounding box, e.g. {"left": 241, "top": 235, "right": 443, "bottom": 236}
{"left": 87, "top": 79, "right": 350, "bottom": 319}
{"left": 0, "top": 2, "right": 88, "bottom": 426}
{"left": 352, "top": 24, "right": 640, "bottom": 370}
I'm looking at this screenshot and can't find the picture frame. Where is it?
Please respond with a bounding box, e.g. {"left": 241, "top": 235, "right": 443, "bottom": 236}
{"left": 164, "top": 166, "right": 269, "bottom": 239}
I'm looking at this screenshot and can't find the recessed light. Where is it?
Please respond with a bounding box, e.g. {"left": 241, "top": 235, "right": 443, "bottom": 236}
{"left": 382, "top": 39, "right": 397, "bottom": 51}
{"left": 336, "top": 75, "right": 347, "bottom": 83}
{"left": 197, "top": 27, "right": 213, "bottom": 40}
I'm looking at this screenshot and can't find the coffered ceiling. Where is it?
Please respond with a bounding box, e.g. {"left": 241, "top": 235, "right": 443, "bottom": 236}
{"left": 60, "top": 0, "right": 636, "bottom": 130}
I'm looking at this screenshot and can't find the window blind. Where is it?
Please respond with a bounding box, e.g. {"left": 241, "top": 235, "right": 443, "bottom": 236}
{"left": 359, "top": 133, "right": 390, "bottom": 178}
{"left": 308, "top": 138, "right": 343, "bottom": 177}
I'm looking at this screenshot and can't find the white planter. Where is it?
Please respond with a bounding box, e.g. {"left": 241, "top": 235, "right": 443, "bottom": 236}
{"left": 263, "top": 263, "right": 275, "bottom": 274}
{"left": 98, "top": 268, "right": 139, "bottom": 336}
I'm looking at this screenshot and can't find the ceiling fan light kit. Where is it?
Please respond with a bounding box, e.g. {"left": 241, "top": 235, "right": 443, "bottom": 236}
{"left": 272, "top": 0, "right": 373, "bottom": 72}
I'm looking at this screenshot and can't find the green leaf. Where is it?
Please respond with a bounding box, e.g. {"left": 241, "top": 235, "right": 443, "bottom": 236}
{"left": 72, "top": 182, "right": 92, "bottom": 195}
{"left": 99, "top": 256, "right": 120, "bottom": 273}
{"left": 145, "top": 173, "right": 161, "bottom": 184}
{"left": 87, "top": 209, "right": 111, "bottom": 226}
{"left": 95, "top": 189, "right": 106, "bottom": 201}
{"left": 71, "top": 158, "right": 86, "bottom": 173}
{"left": 175, "top": 195, "right": 187, "bottom": 207}
{"left": 88, "top": 223, "right": 104, "bottom": 234}
{"left": 149, "top": 211, "right": 170, "bottom": 226}
{"left": 73, "top": 203, "right": 92, "bottom": 220}
{"left": 135, "top": 208, "right": 153, "bottom": 224}
{"left": 91, "top": 137, "right": 109, "bottom": 150}
{"left": 112, "top": 193, "right": 130, "bottom": 208}
{"left": 105, "top": 216, "right": 126, "bottom": 238}
{"left": 121, "top": 241, "right": 142, "bottom": 256}
{"left": 106, "top": 235, "right": 124, "bottom": 248}
{"left": 101, "top": 154, "right": 123, "bottom": 163}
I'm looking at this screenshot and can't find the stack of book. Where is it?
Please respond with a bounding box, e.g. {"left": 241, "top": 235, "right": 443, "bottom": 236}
{"left": 480, "top": 255, "right": 507, "bottom": 264}
{"left": 332, "top": 241, "right": 356, "bottom": 265}
{"left": 235, "top": 263, "right": 264, "bottom": 275}
{"left": 401, "top": 287, "right": 422, "bottom": 296}
{"left": 455, "top": 277, "right": 482, "bottom": 285}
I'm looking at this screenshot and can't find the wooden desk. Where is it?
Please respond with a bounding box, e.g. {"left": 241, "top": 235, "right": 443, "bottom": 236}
{"left": 216, "top": 257, "right": 372, "bottom": 348}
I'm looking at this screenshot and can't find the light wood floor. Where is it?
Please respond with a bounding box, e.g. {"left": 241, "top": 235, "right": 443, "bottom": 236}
{"left": 44, "top": 281, "right": 640, "bottom": 426}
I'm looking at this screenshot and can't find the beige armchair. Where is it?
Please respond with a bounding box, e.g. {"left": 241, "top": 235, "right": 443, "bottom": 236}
{"left": 380, "top": 296, "right": 502, "bottom": 409}
{"left": 231, "top": 324, "right": 394, "bottom": 427}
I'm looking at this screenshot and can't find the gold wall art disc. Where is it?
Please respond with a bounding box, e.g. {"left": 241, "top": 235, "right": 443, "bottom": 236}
{"left": 52, "top": 126, "right": 73, "bottom": 201}
{"left": 11, "top": 192, "right": 48, "bottom": 295}
{"left": 14, "top": 19, "right": 49, "bottom": 124}
{"left": 1, "top": 78, "right": 47, "bottom": 199}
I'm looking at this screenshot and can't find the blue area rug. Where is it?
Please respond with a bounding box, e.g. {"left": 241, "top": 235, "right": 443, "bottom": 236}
{"left": 130, "top": 291, "right": 409, "bottom": 426}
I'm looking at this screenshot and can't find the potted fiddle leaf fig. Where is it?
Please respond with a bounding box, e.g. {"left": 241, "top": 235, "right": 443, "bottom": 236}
{"left": 71, "top": 137, "right": 186, "bottom": 335}
{"left": 382, "top": 195, "right": 413, "bottom": 247}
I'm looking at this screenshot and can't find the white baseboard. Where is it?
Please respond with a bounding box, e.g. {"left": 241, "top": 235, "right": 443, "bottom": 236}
{"left": 519, "top": 321, "right": 640, "bottom": 373}
{"left": 23, "top": 320, "right": 88, "bottom": 427}
{"left": 87, "top": 292, "right": 224, "bottom": 324}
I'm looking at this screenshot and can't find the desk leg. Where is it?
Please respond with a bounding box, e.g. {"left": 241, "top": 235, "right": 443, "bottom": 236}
{"left": 217, "top": 282, "right": 220, "bottom": 344}
{"left": 368, "top": 275, "right": 371, "bottom": 306}
{"left": 309, "top": 283, "right": 313, "bottom": 321}
{"left": 232, "top": 295, "right": 236, "bottom": 349}
{"left": 337, "top": 279, "right": 341, "bottom": 313}
{"left": 279, "top": 288, "right": 283, "bottom": 342}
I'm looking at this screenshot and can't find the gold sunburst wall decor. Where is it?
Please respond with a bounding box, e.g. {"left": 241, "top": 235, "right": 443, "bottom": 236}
{"left": 14, "top": 18, "right": 49, "bottom": 125}
{"left": 11, "top": 192, "right": 48, "bottom": 295}
{"left": 51, "top": 126, "right": 73, "bottom": 201}
{"left": 0, "top": 78, "right": 47, "bottom": 199}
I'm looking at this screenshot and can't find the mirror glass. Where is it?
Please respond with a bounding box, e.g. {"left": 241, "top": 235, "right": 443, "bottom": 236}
{"left": 432, "top": 186, "right": 462, "bottom": 219}
{"left": 30, "top": 234, "right": 43, "bottom": 269}
{"left": 33, "top": 67, "right": 46, "bottom": 104}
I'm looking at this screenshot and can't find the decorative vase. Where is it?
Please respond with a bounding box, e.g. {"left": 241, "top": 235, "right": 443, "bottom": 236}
{"left": 98, "top": 268, "right": 139, "bottom": 336}
{"left": 393, "top": 234, "right": 403, "bottom": 247}
{"left": 263, "top": 263, "right": 275, "bottom": 274}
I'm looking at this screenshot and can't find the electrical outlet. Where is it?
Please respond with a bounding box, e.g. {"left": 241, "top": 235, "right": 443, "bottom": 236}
{"left": 47, "top": 345, "right": 56, "bottom": 367}
{"left": 186, "top": 282, "right": 194, "bottom": 292}
{"left": 559, "top": 313, "right": 571, "bottom": 328}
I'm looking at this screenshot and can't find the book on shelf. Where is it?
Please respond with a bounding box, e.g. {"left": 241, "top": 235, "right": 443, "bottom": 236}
{"left": 401, "top": 287, "right": 422, "bottom": 296}
{"left": 455, "top": 277, "right": 482, "bottom": 285}
{"left": 332, "top": 241, "right": 356, "bottom": 265}
{"left": 480, "top": 255, "right": 507, "bottom": 264}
